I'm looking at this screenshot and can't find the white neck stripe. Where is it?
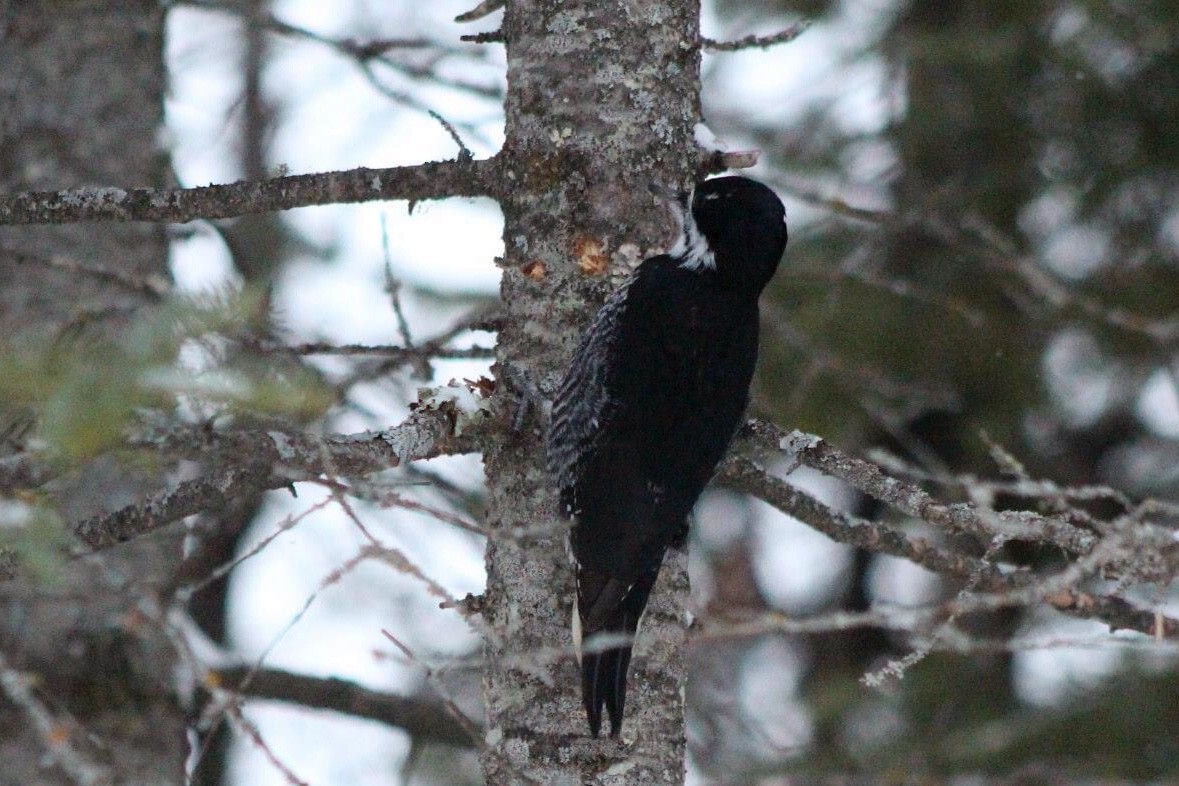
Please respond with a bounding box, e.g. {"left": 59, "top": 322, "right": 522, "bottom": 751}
{"left": 669, "top": 191, "right": 715, "bottom": 271}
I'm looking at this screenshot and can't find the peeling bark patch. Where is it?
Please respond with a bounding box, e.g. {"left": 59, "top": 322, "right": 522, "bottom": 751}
{"left": 573, "top": 236, "right": 609, "bottom": 276}
{"left": 522, "top": 258, "right": 548, "bottom": 281}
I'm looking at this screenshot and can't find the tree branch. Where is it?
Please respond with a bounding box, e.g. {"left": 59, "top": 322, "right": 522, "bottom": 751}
{"left": 0, "top": 156, "right": 501, "bottom": 226}
{"left": 725, "top": 421, "right": 1179, "bottom": 639}
{"left": 718, "top": 455, "right": 997, "bottom": 581}
{"left": 73, "top": 463, "right": 272, "bottom": 551}
{"left": 73, "top": 405, "right": 490, "bottom": 551}
{"left": 737, "top": 421, "right": 1098, "bottom": 555}
{"left": 702, "top": 21, "right": 811, "bottom": 52}
{"left": 211, "top": 665, "right": 474, "bottom": 747}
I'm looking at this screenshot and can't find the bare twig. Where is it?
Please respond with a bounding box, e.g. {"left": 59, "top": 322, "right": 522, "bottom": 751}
{"left": 384, "top": 631, "right": 499, "bottom": 763}
{"left": 355, "top": 60, "right": 495, "bottom": 150}
{"left": 698, "top": 593, "right": 1179, "bottom": 648}
{"left": 768, "top": 173, "right": 890, "bottom": 223}
{"left": 379, "top": 213, "right": 429, "bottom": 378}
{"left": 800, "top": 266, "right": 990, "bottom": 328}
{"left": 0, "top": 651, "right": 113, "bottom": 786}
{"left": 863, "top": 535, "right": 1009, "bottom": 687}
{"left": 695, "top": 607, "right": 903, "bottom": 641}
{"left": 345, "top": 306, "right": 502, "bottom": 385}
{"left": 702, "top": 21, "right": 812, "bottom": 52}
{"left": 460, "top": 30, "right": 505, "bottom": 44}
{"left": 177, "top": 548, "right": 380, "bottom": 776}
{"left": 767, "top": 183, "right": 1179, "bottom": 347}
{"left": 428, "top": 110, "right": 475, "bottom": 161}
{"left": 5, "top": 248, "right": 170, "bottom": 299}
{"left": 176, "top": 498, "right": 334, "bottom": 600}
{"left": 364, "top": 487, "right": 486, "bottom": 535}
{"left": 225, "top": 702, "right": 310, "bottom": 786}
{"left": 173, "top": 0, "right": 502, "bottom": 98}
{"left": 1009, "top": 254, "right": 1179, "bottom": 346}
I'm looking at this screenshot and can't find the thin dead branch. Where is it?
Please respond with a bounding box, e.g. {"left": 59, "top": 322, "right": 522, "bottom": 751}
{"left": 703, "top": 21, "right": 811, "bottom": 52}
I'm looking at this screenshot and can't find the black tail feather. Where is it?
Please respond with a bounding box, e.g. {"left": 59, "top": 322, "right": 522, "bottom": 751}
{"left": 575, "top": 564, "right": 661, "bottom": 737}
{"left": 581, "top": 633, "right": 633, "bottom": 736}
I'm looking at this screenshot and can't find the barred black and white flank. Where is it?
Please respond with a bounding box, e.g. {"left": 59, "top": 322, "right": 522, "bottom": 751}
{"left": 547, "top": 176, "right": 788, "bottom": 737}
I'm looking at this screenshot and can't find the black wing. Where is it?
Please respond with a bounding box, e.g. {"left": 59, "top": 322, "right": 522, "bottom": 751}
{"left": 547, "top": 256, "right": 760, "bottom": 736}
{"left": 547, "top": 275, "right": 632, "bottom": 500}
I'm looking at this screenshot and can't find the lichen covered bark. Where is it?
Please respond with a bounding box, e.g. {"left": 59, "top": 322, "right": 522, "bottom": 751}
{"left": 482, "top": 0, "right": 700, "bottom": 782}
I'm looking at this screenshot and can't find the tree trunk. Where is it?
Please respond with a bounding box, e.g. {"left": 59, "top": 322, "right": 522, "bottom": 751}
{"left": 481, "top": 0, "right": 701, "bottom": 782}
{"left": 0, "top": 2, "right": 187, "bottom": 783}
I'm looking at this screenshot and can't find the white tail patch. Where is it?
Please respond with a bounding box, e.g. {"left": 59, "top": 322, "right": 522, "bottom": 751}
{"left": 571, "top": 600, "right": 583, "bottom": 665}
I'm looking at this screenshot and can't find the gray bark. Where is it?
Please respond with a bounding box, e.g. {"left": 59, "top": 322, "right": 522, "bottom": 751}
{"left": 0, "top": 2, "right": 187, "bottom": 784}
{"left": 481, "top": 0, "right": 700, "bottom": 782}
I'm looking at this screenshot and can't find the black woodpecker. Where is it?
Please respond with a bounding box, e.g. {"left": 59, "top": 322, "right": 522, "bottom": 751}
{"left": 547, "top": 175, "right": 788, "bottom": 737}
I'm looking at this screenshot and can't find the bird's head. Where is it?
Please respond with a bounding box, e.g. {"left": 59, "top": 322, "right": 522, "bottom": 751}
{"left": 671, "top": 175, "right": 788, "bottom": 289}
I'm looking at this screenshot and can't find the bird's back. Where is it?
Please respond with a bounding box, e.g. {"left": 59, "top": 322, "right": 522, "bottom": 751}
{"left": 563, "top": 256, "right": 760, "bottom": 579}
